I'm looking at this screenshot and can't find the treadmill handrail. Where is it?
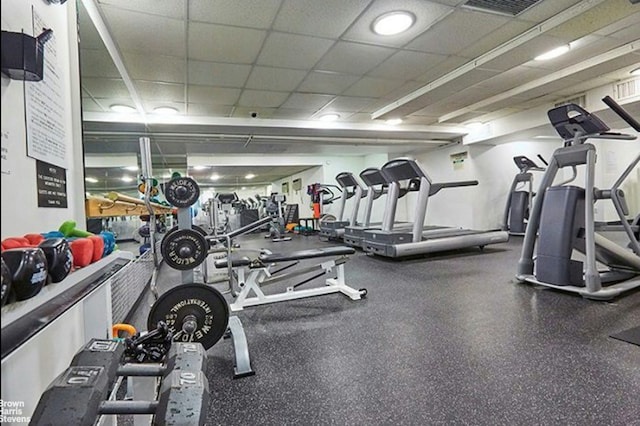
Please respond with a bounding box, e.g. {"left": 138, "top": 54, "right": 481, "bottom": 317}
{"left": 429, "top": 180, "right": 478, "bottom": 196}
{"left": 602, "top": 95, "right": 640, "bottom": 131}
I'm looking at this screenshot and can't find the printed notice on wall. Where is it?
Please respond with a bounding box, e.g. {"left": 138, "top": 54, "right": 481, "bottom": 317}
{"left": 1, "top": 130, "right": 9, "bottom": 175}
{"left": 36, "top": 160, "right": 68, "bottom": 208}
{"left": 25, "top": 7, "right": 68, "bottom": 169}
{"left": 451, "top": 151, "right": 468, "bottom": 170}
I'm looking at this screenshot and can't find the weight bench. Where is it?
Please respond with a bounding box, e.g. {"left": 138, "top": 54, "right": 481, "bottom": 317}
{"left": 215, "top": 246, "right": 367, "bottom": 311}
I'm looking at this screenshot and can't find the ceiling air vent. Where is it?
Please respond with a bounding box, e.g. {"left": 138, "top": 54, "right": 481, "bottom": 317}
{"left": 614, "top": 78, "right": 639, "bottom": 101}
{"left": 554, "top": 95, "right": 586, "bottom": 108}
{"left": 463, "top": 0, "right": 543, "bottom": 16}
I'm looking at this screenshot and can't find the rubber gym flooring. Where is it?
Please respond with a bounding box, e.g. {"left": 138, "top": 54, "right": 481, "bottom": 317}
{"left": 127, "top": 233, "right": 640, "bottom": 426}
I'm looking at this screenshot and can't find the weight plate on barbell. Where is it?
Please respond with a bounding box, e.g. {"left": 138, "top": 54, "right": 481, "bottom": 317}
{"left": 165, "top": 176, "right": 200, "bottom": 208}
{"left": 148, "top": 283, "right": 229, "bottom": 350}
{"left": 160, "top": 225, "right": 208, "bottom": 257}
{"left": 161, "top": 228, "right": 208, "bottom": 270}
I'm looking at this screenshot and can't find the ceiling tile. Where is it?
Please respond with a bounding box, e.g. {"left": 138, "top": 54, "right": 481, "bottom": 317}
{"left": 273, "top": 0, "right": 370, "bottom": 38}
{"left": 82, "top": 78, "right": 131, "bottom": 98}
{"left": 316, "top": 42, "right": 396, "bottom": 75}
{"left": 257, "top": 33, "right": 335, "bottom": 70}
{"left": 123, "top": 53, "right": 185, "bottom": 83}
{"left": 98, "top": 0, "right": 185, "bottom": 19}
{"left": 594, "top": 12, "right": 640, "bottom": 37}
{"left": 515, "top": 0, "right": 583, "bottom": 23}
{"left": 476, "top": 66, "right": 548, "bottom": 92}
{"left": 81, "top": 49, "right": 121, "bottom": 78}
{"left": 91, "top": 97, "right": 137, "bottom": 110}
{"left": 135, "top": 81, "right": 184, "bottom": 101}
{"left": 188, "top": 103, "right": 234, "bottom": 117}
{"left": 407, "top": 9, "right": 510, "bottom": 56}
{"left": 245, "top": 67, "right": 308, "bottom": 92}
{"left": 414, "top": 55, "right": 469, "bottom": 82}
{"left": 231, "top": 107, "right": 277, "bottom": 118}
{"left": 297, "top": 72, "right": 360, "bottom": 95}
{"left": 189, "top": 0, "right": 281, "bottom": 28}
{"left": 82, "top": 97, "right": 105, "bottom": 112}
{"left": 188, "top": 61, "right": 251, "bottom": 87}
{"left": 102, "top": 6, "right": 185, "bottom": 57}
{"left": 187, "top": 86, "right": 241, "bottom": 105}
{"left": 456, "top": 20, "right": 534, "bottom": 59}
{"left": 546, "top": 0, "right": 639, "bottom": 42}
{"left": 270, "top": 108, "right": 316, "bottom": 120}
{"left": 327, "top": 96, "right": 376, "bottom": 112}
{"left": 281, "top": 93, "right": 335, "bottom": 110}
{"left": 343, "top": 76, "right": 408, "bottom": 98}
{"left": 369, "top": 50, "right": 449, "bottom": 80}
{"left": 188, "top": 23, "right": 266, "bottom": 63}
{"left": 238, "top": 90, "right": 289, "bottom": 108}
{"left": 342, "top": 0, "right": 454, "bottom": 48}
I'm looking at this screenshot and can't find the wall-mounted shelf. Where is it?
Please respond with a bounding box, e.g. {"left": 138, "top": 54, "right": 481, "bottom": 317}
{"left": 85, "top": 193, "right": 174, "bottom": 218}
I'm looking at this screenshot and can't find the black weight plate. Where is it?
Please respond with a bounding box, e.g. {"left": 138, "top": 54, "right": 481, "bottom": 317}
{"left": 148, "top": 284, "right": 229, "bottom": 350}
{"left": 161, "top": 229, "right": 208, "bottom": 270}
{"left": 165, "top": 177, "right": 200, "bottom": 208}
{"left": 167, "top": 224, "right": 207, "bottom": 236}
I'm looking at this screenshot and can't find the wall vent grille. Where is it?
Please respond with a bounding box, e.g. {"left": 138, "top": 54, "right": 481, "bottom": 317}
{"left": 614, "top": 78, "right": 639, "bottom": 101}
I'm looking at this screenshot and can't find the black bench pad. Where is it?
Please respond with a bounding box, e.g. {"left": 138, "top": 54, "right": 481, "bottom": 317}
{"left": 214, "top": 256, "right": 252, "bottom": 268}
{"left": 259, "top": 246, "right": 355, "bottom": 263}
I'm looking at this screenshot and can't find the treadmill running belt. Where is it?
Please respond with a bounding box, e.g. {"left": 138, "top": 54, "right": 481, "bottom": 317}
{"left": 610, "top": 326, "right": 640, "bottom": 346}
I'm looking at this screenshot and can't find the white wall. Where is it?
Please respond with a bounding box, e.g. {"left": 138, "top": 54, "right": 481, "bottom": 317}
{"left": 1, "top": 0, "right": 84, "bottom": 238}
{"left": 412, "top": 140, "right": 559, "bottom": 230}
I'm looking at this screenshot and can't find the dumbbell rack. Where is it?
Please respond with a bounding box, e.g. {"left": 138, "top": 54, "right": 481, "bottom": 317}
{"left": 174, "top": 203, "right": 254, "bottom": 378}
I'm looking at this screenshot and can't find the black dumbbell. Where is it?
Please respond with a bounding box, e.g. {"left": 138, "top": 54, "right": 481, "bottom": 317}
{"left": 1, "top": 258, "right": 12, "bottom": 307}
{"left": 31, "top": 339, "right": 209, "bottom": 425}
{"left": 38, "top": 238, "right": 73, "bottom": 284}
{"left": 1, "top": 247, "right": 48, "bottom": 301}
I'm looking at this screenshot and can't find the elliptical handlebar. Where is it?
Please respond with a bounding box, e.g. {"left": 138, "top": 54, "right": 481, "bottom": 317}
{"left": 602, "top": 95, "right": 640, "bottom": 131}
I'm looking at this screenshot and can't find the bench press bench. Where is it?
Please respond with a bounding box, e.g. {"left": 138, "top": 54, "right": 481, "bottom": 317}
{"left": 215, "top": 246, "right": 367, "bottom": 311}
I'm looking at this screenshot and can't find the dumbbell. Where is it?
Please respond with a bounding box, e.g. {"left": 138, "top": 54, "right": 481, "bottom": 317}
{"left": 1, "top": 258, "right": 11, "bottom": 307}
{"left": 1, "top": 247, "right": 48, "bottom": 301}
{"left": 31, "top": 339, "right": 209, "bottom": 425}
{"left": 38, "top": 238, "right": 73, "bottom": 283}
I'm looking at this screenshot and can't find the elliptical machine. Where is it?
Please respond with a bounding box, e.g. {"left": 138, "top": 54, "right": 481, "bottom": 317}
{"left": 502, "top": 155, "right": 547, "bottom": 235}
{"left": 265, "top": 193, "right": 291, "bottom": 242}
{"left": 516, "top": 96, "right": 640, "bottom": 300}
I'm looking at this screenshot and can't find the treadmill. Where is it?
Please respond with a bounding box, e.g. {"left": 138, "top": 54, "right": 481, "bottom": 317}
{"left": 343, "top": 167, "right": 414, "bottom": 249}
{"left": 363, "top": 158, "right": 509, "bottom": 257}
{"left": 319, "top": 172, "right": 366, "bottom": 240}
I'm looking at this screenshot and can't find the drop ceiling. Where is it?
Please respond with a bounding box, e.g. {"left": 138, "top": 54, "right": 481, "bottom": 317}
{"left": 79, "top": 0, "right": 640, "bottom": 186}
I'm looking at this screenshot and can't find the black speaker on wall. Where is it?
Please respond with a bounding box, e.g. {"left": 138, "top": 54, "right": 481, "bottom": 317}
{"left": 1, "top": 29, "right": 53, "bottom": 81}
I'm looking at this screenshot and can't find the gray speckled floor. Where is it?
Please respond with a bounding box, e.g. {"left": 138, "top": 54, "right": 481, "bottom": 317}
{"left": 129, "top": 233, "right": 640, "bottom": 426}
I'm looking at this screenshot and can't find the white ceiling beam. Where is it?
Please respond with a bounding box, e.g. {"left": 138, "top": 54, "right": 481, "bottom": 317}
{"left": 371, "top": 0, "right": 608, "bottom": 120}
{"left": 81, "top": 0, "right": 146, "bottom": 120}
{"left": 440, "top": 41, "right": 640, "bottom": 123}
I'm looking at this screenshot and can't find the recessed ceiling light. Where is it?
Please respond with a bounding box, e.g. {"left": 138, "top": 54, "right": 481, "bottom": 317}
{"left": 85, "top": 177, "right": 98, "bottom": 183}
{"left": 121, "top": 176, "right": 134, "bottom": 183}
{"left": 372, "top": 11, "right": 415, "bottom": 36}
{"left": 193, "top": 165, "right": 209, "bottom": 171}
{"left": 631, "top": 67, "right": 640, "bottom": 76}
{"left": 319, "top": 113, "right": 340, "bottom": 122}
{"left": 153, "top": 106, "right": 178, "bottom": 115}
{"left": 534, "top": 45, "right": 570, "bottom": 61}
{"left": 122, "top": 165, "right": 139, "bottom": 171}
{"left": 110, "top": 104, "right": 136, "bottom": 113}
{"left": 241, "top": 187, "right": 246, "bottom": 190}
{"left": 245, "top": 173, "right": 255, "bottom": 180}
{"left": 386, "top": 118, "right": 403, "bottom": 125}
{"left": 210, "top": 173, "right": 220, "bottom": 181}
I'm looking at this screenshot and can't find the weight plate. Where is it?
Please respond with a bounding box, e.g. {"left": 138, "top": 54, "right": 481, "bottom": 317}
{"left": 167, "top": 224, "right": 207, "bottom": 237}
{"left": 165, "top": 177, "right": 200, "bottom": 208}
{"left": 148, "top": 284, "right": 229, "bottom": 350}
{"left": 161, "top": 229, "right": 208, "bottom": 270}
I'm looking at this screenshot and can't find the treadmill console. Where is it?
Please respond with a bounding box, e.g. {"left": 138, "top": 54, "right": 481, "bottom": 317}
{"left": 336, "top": 172, "right": 360, "bottom": 188}
{"left": 547, "top": 103, "right": 609, "bottom": 140}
